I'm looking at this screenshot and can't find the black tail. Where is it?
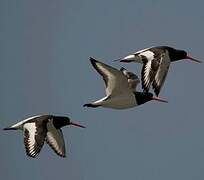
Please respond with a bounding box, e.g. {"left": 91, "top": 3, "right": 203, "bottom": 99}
{"left": 83, "top": 103, "right": 101, "bottom": 108}
{"left": 3, "top": 127, "right": 17, "bottom": 130}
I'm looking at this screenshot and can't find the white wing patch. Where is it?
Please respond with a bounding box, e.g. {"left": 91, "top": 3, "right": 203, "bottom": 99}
{"left": 140, "top": 50, "right": 155, "bottom": 61}
{"left": 142, "top": 60, "right": 153, "bottom": 90}
{"left": 46, "top": 121, "right": 66, "bottom": 157}
{"left": 23, "top": 122, "right": 45, "bottom": 158}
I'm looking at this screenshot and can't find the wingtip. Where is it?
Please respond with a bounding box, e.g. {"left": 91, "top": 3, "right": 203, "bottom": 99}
{"left": 89, "top": 57, "right": 99, "bottom": 68}
{"left": 83, "top": 103, "right": 91, "bottom": 107}
{"left": 59, "top": 154, "right": 66, "bottom": 158}
{"left": 2, "top": 127, "right": 16, "bottom": 130}
{"left": 89, "top": 57, "right": 97, "bottom": 62}
{"left": 83, "top": 103, "right": 100, "bottom": 108}
{"left": 26, "top": 151, "right": 38, "bottom": 158}
{"left": 154, "top": 88, "right": 160, "bottom": 97}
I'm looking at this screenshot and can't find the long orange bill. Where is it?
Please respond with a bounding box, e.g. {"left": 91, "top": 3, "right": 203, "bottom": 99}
{"left": 152, "top": 96, "right": 168, "bottom": 103}
{"left": 186, "top": 55, "right": 202, "bottom": 63}
{"left": 70, "top": 122, "right": 86, "bottom": 128}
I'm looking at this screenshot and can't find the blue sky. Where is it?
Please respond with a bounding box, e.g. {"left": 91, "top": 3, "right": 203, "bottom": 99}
{"left": 0, "top": 0, "right": 204, "bottom": 180}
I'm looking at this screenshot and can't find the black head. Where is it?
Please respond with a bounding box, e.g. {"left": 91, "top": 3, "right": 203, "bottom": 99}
{"left": 52, "top": 116, "right": 86, "bottom": 129}
{"left": 134, "top": 92, "right": 168, "bottom": 105}
{"left": 134, "top": 92, "right": 153, "bottom": 105}
{"left": 167, "top": 47, "right": 187, "bottom": 61}
{"left": 52, "top": 116, "right": 70, "bottom": 129}
{"left": 164, "top": 46, "right": 201, "bottom": 63}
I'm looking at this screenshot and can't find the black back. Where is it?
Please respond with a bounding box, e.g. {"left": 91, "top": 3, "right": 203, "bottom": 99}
{"left": 134, "top": 92, "right": 153, "bottom": 105}
{"left": 26, "top": 115, "right": 52, "bottom": 128}
{"left": 26, "top": 115, "right": 70, "bottom": 129}
{"left": 156, "top": 46, "right": 187, "bottom": 62}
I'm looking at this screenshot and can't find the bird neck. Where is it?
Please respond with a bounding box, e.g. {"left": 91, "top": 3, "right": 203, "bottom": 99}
{"left": 133, "top": 92, "right": 144, "bottom": 105}
{"left": 133, "top": 92, "right": 152, "bottom": 105}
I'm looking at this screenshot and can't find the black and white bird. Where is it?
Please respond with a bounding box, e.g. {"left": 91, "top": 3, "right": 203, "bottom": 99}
{"left": 116, "top": 46, "right": 202, "bottom": 96}
{"left": 83, "top": 57, "right": 167, "bottom": 109}
{"left": 3, "top": 115, "right": 85, "bottom": 158}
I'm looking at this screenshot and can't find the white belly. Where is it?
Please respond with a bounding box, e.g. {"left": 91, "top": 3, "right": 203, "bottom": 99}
{"left": 101, "top": 93, "right": 137, "bottom": 109}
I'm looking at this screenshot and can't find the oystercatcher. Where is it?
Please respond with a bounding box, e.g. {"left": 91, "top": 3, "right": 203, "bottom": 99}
{"left": 117, "top": 46, "right": 201, "bottom": 96}
{"left": 83, "top": 57, "right": 167, "bottom": 109}
{"left": 3, "top": 115, "right": 85, "bottom": 158}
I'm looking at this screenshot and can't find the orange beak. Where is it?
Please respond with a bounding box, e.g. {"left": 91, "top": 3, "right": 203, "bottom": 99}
{"left": 152, "top": 96, "right": 168, "bottom": 103}
{"left": 186, "top": 55, "right": 202, "bottom": 63}
{"left": 70, "top": 122, "right": 86, "bottom": 128}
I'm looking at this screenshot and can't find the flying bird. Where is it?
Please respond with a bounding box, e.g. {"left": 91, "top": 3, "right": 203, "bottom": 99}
{"left": 3, "top": 115, "right": 85, "bottom": 158}
{"left": 83, "top": 57, "right": 167, "bottom": 109}
{"left": 116, "top": 46, "right": 202, "bottom": 96}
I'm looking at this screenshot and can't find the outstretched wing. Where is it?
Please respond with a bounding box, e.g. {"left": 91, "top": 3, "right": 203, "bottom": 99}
{"left": 90, "top": 57, "right": 131, "bottom": 96}
{"left": 141, "top": 58, "right": 160, "bottom": 92}
{"left": 120, "top": 67, "right": 140, "bottom": 91}
{"left": 140, "top": 47, "right": 168, "bottom": 94}
{"left": 23, "top": 123, "right": 46, "bottom": 158}
{"left": 46, "top": 121, "right": 66, "bottom": 157}
{"left": 152, "top": 52, "right": 171, "bottom": 96}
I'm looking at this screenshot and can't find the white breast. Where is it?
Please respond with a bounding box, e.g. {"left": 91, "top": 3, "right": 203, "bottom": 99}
{"left": 101, "top": 93, "right": 137, "bottom": 109}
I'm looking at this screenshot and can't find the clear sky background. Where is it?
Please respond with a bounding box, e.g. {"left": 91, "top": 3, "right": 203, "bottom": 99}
{"left": 0, "top": 0, "right": 204, "bottom": 180}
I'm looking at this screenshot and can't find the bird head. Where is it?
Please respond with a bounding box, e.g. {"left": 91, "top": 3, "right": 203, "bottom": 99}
{"left": 53, "top": 116, "right": 86, "bottom": 129}
{"left": 135, "top": 92, "right": 168, "bottom": 105}
{"left": 169, "top": 48, "right": 201, "bottom": 63}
